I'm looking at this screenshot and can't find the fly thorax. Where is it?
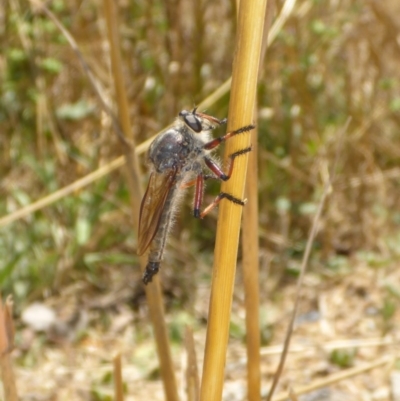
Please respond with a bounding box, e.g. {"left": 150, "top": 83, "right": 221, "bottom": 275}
{"left": 148, "top": 129, "right": 193, "bottom": 173}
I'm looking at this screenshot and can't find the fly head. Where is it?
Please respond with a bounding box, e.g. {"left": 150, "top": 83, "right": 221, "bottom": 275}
{"left": 179, "top": 108, "right": 226, "bottom": 133}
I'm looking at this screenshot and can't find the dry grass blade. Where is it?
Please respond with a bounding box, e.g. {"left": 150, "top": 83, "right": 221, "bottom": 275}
{"left": 12, "top": 0, "right": 66, "bottom": 163}
{"left": 113, "top": 353, "right": 124, "bottom": 401}
{"left": 266, "top": 119, "right": 351, "bottom": 401}
{"left": 103, "top": 2, "right": 179, "bottom": 400}
{"left": 185, "top": 326, "right": 200, "bottom": 401}
{"left": 257, "top": 336, "right": 398, "bottom": 358}
{"left": 102, "top": 0, "right": 145, "bottom": 244}
{"left": 0, "top": 296, "right": 18, "bottom": 401}
{"left": 198, "top": 0, "right": 297, "bottom": 112}
{"left": 199, "top": 0, "right": 267, "bottom": 399}
{"left": 0, "top": 135, "right": 153, "bottom": 227}
{"left": 29, "top": 0, "right": 125, "bottom": 142}
{"left": 272, "top": 356, "right": 394, "bottom": 401}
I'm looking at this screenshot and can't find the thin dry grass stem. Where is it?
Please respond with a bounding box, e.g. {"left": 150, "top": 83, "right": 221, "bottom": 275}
{"left": 144, "top": 282, "right": 181, "bottom": 401}
{"left": 197, "top": 79, "right": 233, "bottom": 112}
{"left": 266, "top": 118, "right": 351, "bottom": 401}
{"left": 0, "top": 135, "right": 156, "bottom": 227}
{"left": 0, "top": 156, "right": 124, "bottom": 227}
{"left": 240, "top": 3, "right": 275, "bottom": 400}
{"left": 29, "top": 0, "right": 126, "bottom": 144}
{"left": 0, "top": 0, "right": 297, "bottom": 229}
{"left": 339, "top": 167, "right": 400, "bottom": 189}
{"left": 103, "top": 3, "right": 179, "bottom": 400}
{"left": 257, "top": 336, "right": 398, "bottom": 357}
{"left": 264, "top": 0, "right": 297, "bottom": 50}
{"left": 197, "top": 0, "right": 296, "bottom": 113}
{"left": 113, "top": 353, "right": 124, "bottom": 401}
{"left": 185, "top": 326, "right": 200, "bottom": 401}
{"left": 199, "top": 0, "right": 267, "bottom": 400}
{"left": 0, "top": 296, "right": 18, "bottom": 401}
{"left": 227, "top": 336, "right": 398, "bottom": 369}
{"left": 192, "top": 0, "right": 205, "bottom": 97}
{"left": 242, "top": 125, "right": 261, "bottom": 401}
{"left": 272, "top": 356, "right": 394, "bottom": 401}
{"left": 263, "top": 151, "right": 314, "bottom": 186}
{"left": 102, "top": 0, "right": 143, "bottom": 223}
{"left": 12, "top": 0, "right": 65, "bottom": 162}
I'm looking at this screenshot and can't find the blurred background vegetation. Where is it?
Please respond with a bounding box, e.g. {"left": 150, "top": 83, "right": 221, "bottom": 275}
{"left": 1, "top": 0, "right": 400, "bottom": 397}
{"left": 2, "top": 0, "right": 400, "bottom": 302}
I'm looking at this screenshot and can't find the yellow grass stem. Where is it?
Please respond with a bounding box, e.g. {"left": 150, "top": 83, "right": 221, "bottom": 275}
{"left": 241, "top": 127, "right": 261, "bottom": 401}
{"left": 0, "top": 296, "right": 18, "bottom": 401}
{"left": 272, "top": 356, "right": 393, "bottom": 401}
{"left": 240, "top": 2, "right": 275, "bottom": 398}
{"left": 199, "top": 0, "right": 267, "bottom": 400}
{"left": 113, "top": 353, "right": 124, "bottom": 401}
{"left": 103, "top": 0, "right": 143, "bottom": 223}
{"left": 185, "top": 326, "right": 200, "bottom": 401}
{"left": 103, "top": 2, "right": 179, "bottom": 401}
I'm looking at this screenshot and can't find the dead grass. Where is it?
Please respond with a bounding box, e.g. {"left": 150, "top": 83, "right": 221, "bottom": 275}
{"left": 4, "top": 260, "right": 400, "bottom": 400}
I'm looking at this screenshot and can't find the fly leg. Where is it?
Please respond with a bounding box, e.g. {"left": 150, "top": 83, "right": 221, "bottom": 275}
{"left": 203, "top": 124, "right": 255, "bottom": 150}
{"left": 204, "top": 147, "right": 252, "bottom": 182}
{"left": 181, "top": 174, "right": 216, "bottom": 218}
{"left": 198, "top": 192, "right": 247, "bottom": 218}
{"left": 195, "top": 146, "right": 252, "bottom": 218}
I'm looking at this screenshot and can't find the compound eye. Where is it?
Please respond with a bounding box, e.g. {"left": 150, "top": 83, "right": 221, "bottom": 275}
{"left": 179, "top": 110, "right": 202, "bottom": 133}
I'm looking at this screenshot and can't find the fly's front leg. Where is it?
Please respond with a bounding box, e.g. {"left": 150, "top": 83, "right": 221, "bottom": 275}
{"left": 203, "top": 124, "right": 255, "bottom": 150}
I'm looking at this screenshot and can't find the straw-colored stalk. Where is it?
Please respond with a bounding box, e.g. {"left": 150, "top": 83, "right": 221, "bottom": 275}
{"left": 103, "top": 2, "right": 179, "bottom": 401}
{"left": 185, "top": 326, "right": 200, "bottom": 401}
{"left": 240, "top": 2, "right": 275, "bottom": 399}
{"left": 0, "top": 296, "right": 18, "bottom": 401}
{"left": 272, "top": 356, "right": 392, "bottom": 401}
{"left": 199, "top": 0, "right": 267, "bottom": 400}
{"left": 241, "top": 126, "right": 261, "bottom": 401}
{"left": 113, "top": 353, "right": 124, "bottom": 401}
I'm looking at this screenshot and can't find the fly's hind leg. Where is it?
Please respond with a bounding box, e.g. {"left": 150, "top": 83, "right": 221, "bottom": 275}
{"left": 198, "top": 192, "right": 247, "bottom": 219}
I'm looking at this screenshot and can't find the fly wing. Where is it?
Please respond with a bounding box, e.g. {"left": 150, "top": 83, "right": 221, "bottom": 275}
{"left": 137, "top": 170, "right": 176, "bottom": 255}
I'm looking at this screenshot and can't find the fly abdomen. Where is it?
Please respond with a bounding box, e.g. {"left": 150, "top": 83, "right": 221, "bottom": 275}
{"left": 143, "top": 261, "right": 160, "bottom": 284}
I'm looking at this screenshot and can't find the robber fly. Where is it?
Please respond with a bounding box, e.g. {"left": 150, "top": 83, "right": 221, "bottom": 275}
{"left": 137, "top": 108, "right": 255, "bottom": 284}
